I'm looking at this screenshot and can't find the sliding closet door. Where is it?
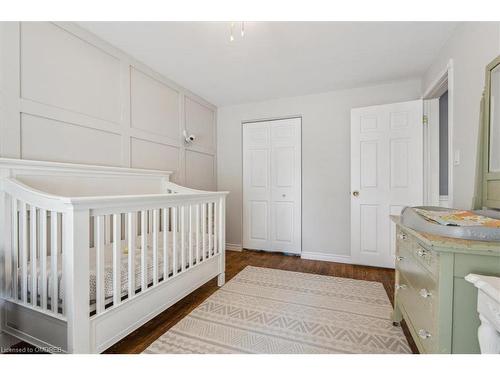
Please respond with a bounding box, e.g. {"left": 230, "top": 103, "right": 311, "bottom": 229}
{"left": 243, "top": 118, "right": 301, "bottom": 254}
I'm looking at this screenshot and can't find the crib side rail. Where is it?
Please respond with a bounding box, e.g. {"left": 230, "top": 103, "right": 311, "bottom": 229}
{"left": 2, "top": 178, "right": 92, "bottom": 352}
{"left": 88, "top": 193, "right": 227, "bottom": 319}
{"left": 2, "top": 189, "right": 67, "bottom": 320}
{"left": 1, "top": 177, "right": 227, "bottom": 353}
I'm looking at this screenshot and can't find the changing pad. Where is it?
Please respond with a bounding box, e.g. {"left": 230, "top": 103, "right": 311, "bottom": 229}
{"left": 400, "top": 206, "right": 500, "bottom": 242}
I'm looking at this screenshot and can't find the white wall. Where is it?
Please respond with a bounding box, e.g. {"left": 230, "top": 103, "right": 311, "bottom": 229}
{"left": 422, "top": 22, "right": 500, "bottom": 209}
{"left": 0, "top": 22, "right": 217, "bottom": 190}
{"left": 217, "top": 80, "right": 421, "bottom": 258}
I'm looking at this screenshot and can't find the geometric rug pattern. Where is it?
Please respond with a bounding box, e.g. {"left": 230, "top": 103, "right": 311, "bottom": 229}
{"left": 144, "top": 266, "right": 411, "bottom": 354}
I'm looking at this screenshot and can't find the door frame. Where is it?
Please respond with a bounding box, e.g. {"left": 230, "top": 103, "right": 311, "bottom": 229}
{"left": 241, "top": 115, "right": 303, "bottom": 254}
{"left": 422, "top": 59, "right": 454, "bottom": 208}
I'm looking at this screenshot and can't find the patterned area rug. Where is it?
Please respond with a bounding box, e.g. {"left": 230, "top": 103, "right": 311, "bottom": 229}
{"left": 144, "top": 266, "right": 411, "bottom": 354}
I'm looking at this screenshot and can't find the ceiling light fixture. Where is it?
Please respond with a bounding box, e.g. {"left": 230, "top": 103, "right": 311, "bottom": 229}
{"left": 230, "top": 22, "right": 245, "bottom": 42}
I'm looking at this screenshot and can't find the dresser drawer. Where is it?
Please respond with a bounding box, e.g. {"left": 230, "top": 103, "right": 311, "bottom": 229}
{"left": 411, "top": 242, "right": 439, "bottom": 279}
{"left": 397, "top": 246, "right": 437, "bottom": 299}
{"left": 397, "top": 227, "right": 439, "bottom": 279}
{"left": 396, "top": 268, "right": 437, "bottom": 332}
{"left": 396, "top": 271, "right": 438, "bottom": 353}
{"left": 396, "top": 228, "right": 412, "bottom": 253}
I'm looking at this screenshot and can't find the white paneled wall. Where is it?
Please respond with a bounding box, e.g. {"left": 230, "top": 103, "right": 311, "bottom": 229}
{"left": 0, "top": 22, "right": 217, "bottom": 188}
{"left": 130, "top": 67, "right": 180, "bottom": 141}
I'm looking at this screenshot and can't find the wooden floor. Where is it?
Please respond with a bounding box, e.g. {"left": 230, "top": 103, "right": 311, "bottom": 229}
{"left": 11, "top": 249, "right": 418, "bottom": 354}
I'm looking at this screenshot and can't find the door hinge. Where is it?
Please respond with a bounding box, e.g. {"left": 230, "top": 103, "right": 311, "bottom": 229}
{"left": 422, "top": 115, "right": 428, "bottom": 126}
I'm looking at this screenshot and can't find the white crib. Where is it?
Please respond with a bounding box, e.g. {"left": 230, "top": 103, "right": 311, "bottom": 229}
{"left": 0, "top": 158, "right": 227, "bottom": 353}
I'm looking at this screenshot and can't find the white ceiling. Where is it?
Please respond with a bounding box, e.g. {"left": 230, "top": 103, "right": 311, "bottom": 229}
{"left": 78, "top": 22, "right": 458, "bottom": 106}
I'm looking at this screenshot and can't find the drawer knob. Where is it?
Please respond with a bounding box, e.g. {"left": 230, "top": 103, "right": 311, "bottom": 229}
{"left": 417, "top": 249, "right": 428, "bottom": 257}
{"left": 418, "top": 329, "right": 432, "bottom": 340}
{"left": 419, "top": 288, "right": 432, "bottom": 298}
{"left": 396, "top": 256, "right": 405, "bottom": 261}
{"left": 398, "top": 233, "right": 407, "bottom": 240}
{"left": 395, "top": 283, "right": 407, "bottom": 290}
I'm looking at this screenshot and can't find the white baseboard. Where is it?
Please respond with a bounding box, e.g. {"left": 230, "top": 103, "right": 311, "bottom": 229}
{"left": 226, "top": 243, "right": 243, "bottom": 252}
{"left": 301, "top": 251, "right": 352, "bottom": 264}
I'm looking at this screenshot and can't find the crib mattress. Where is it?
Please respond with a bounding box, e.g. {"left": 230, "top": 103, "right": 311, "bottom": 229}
{"left": 20, "top": 231, "right": 215, "bottom": 307}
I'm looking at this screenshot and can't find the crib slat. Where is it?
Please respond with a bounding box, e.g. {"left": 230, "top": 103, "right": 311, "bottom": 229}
{"left": 216, "top": 202, "right": 220, "bottom": 255}
{"left": 105, "top": 215, "right": 111, "bottom": 245}
{"left": 112, "top": 213, "right": 121, "bottom": 306}
{"left": 50, "top": 211, "right": 58, "bottom": 313}
{"left": 40, "top": 209, "right": 48, "bottom": 309}
{"left": 172, "top": 206, "right": 178, "bottom": 276}
{"left": 208, "top": 202, "right": 213, "bottom": 258}
{"left": 30, "top": 206, "right": 38, "bottom": 306}
{"left": 152, "top": 209, "right": 159, "bottom": 285}
{"left": 20, "top": 203, "right": 28, "bottom": 303}
{"left": 196, "top": 204, "right": 200, "bottom": 265}
{"left": 202, "top": 203, "right": 207, "bottom": 261}
{"left": 213, "top": 202, "right": 218, "bottom": 255}
{"left": 219, "top": 198, "right": 224, "bottom": 256}
{"left": 95, "top": 215, "right": 105, "bottom": 314}
{"left": 127, "top": 212, "right": 135, "bottom": 298}
{"left": 180, "top": 205, "right": 186, "bottom": 272}
{"left": 140, "top": 210, "right": 147, "bottom": 291}
{"left": 188, "top": 205, "right": 193, "bottom": 268}
{"left": 11, "top": 199, "right": 18, "bottom": 300}
{"left": 162, "top": 208, "right": 169, "bottom": 280}
{"left": 148, "top": 210, "right": 153, "bottom": 235}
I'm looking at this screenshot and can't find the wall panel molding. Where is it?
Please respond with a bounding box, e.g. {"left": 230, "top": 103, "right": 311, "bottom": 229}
{"left": 20, "top": 113, "right": 123, "bottom": 167}
{"left": 20, "top": 22, "right": 122, "bottom": 124}
{"left": 0, "top": 21, "right": 217, "bottom": 190}
{"left": 185, "top": 149, "right": 216, "bottom": 190}
{"left": 130, "top": 67, "right": 180, "bottom": 142}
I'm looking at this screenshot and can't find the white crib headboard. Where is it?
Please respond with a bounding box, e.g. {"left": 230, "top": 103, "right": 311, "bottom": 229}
{"left": 0, "top": 158, "right": 172, "bottom": 197}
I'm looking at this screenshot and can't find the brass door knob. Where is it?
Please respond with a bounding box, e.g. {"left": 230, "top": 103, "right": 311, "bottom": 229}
{"left": 352, "top": 191, "right": 360, "bottom": 197}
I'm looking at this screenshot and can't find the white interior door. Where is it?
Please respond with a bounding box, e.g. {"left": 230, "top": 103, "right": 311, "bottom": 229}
{"left": 351, "top": 100, "right": 423, "bottom": 268}
{"left": 243, "top": 118, "right": 301, "bottom": 254}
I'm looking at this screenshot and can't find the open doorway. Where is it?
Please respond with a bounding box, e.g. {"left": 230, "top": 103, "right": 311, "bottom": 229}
{"left": 439, "top": 91, "right": 449, "bottom": 206}
{"left": 423, "top": 60, "right": 454, "bottom": 208}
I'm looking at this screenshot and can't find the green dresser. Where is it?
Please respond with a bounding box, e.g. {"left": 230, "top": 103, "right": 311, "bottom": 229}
{"left": 391, "top": 216, "right": 500, "bottom": 353}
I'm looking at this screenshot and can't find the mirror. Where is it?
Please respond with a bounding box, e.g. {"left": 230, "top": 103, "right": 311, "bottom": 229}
{"left": 489, "top": 63, "right": 500, "bottom": 172}
{"left": 477, "top": 55, "right": 500, "bottom": 209}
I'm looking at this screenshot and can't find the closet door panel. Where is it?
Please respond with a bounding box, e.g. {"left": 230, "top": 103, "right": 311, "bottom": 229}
{"left": 243, "top": 123, "right": 271, "bottom": 251}
{"left": 270, "top": 118, "right": 301, "bottom": 254}
{"left": 243, "top": 118, "right": 301, "bottom": 254}
{"left": 272, "top": 202, "right": 294, "bottom": 243}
